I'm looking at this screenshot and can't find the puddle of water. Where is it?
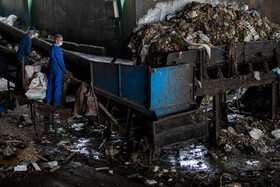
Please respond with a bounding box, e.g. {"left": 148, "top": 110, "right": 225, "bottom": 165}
{"left": 71, "top": 138, "right": 90, "bottom": 155}
{"left": 162, "top": 144, "right": 212, "bottom": 172}
{"left": 70, "top": 138, "right": 101, "bottom": 160}
{"left": 160, "top": 143, "right": 266, "bottom": 175}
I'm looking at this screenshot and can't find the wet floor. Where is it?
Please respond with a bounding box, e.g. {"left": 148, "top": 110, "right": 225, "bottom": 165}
{"left": 70, "top": 138, "right": 102, "bottom": 160}
{"left": 157, "top": 142, "right": 269, "bottom": 178}
{"left": 161, "top": 144, "right": 212, "bottom": 172}
{"left": 1, "top": 90, "right": 280, "bottom": 186}
{"left": 47, "top": 119, "right": 270, "bottom": 177}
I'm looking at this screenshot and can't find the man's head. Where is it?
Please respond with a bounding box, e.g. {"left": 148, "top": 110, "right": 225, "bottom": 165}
{"left": 28, "top": 26, "right": 36, "bottom": 38}
{"left": 54, "top": 34, "right": 63, "bottom": 47}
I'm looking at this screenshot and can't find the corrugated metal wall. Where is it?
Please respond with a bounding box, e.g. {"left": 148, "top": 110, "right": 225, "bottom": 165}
{"left": 0, "top": 0, "right": 26, "bottom": 24}
{"left": 30, "top": 0, "right": 115, "bottom": 44}
{"left": 0, "top": 0, "right": 116, "bottom": 45}
{"left": 119, "top": 0, "right": 136, "bottom": 44}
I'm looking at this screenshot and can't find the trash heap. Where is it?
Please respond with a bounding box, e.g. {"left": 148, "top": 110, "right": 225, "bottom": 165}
{"left": 218, "top": 115, "right": 280, "bottom": 155}
{"left": 129, "top": 2, "right": 280, "bottom": 67}
{"left": 0, "top": 138, "right": 62, "bottom": 175}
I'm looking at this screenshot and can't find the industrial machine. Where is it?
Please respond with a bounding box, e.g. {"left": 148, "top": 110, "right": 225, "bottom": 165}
{"left": 0, "top": 21, "right": 279, "bottom": 152}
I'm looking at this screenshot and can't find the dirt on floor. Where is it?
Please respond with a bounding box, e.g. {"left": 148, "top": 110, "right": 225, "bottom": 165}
{"left": 0, "top": 89, "right": 280, "bottom": 187}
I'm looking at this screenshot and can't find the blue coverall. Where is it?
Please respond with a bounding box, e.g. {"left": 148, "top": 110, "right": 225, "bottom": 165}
{"left": 46, "top": 45, "right": 66, "bottom": 105}
{"left": 16, "top": 34, "right": 31, "bottom": 64}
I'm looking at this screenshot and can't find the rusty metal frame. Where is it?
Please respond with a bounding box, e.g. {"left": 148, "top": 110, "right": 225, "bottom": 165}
{"left": 153, "top": 108, "right": 208, "bottom": 150}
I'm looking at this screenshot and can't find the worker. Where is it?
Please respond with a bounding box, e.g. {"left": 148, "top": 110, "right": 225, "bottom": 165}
{"left": 16, "top": 27, "right": 36, "bottom": 64}
{"left": 15, "top": 27, "right": 36, "bottom": 91}
{"left": 46, "top": 34, "right": 66, "bottom": 106}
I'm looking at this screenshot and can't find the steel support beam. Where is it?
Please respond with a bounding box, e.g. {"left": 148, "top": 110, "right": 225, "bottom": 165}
{"left": 196, "top": 72, "right": 279, "bottom": 96}
{"left": 272, "top": 82, "right": 279, "bottom": 119}
{"left": 212, "top": 93, "right": 222, "bottom": 144}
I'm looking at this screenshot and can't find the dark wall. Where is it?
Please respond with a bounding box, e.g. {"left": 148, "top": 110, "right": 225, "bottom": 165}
{"left": 119, "top": 0, "right": 136, "bottom": 44}
{"left": 248, "top": 0, "right": 280, "bottom": 24}
{"left": 0, "top": 0, "right": 115, "bottom": 45}
{"left": 30, "top": 0, "right": 115, "bottom": 44}
{"left": 0, "top": 0, "right": 26, "bottom": 25}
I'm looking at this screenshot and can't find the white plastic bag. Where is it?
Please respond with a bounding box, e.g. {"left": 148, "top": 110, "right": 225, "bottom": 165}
{"left": 25, "top": 72, "right": 48, "bottom": 100}
{"left": 25, "top": 65, "right": 42, "bottom": 81}
{"left": 25, "top": 86, "right": 46, "bottom": 100}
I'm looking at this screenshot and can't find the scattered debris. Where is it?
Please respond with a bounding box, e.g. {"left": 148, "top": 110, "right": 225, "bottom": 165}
{"left": 47, "top": 161, "right": 58, "bottom": 168}
{"left": 145, "top": 179, "right": 157, "bottom": 185}
{"left": 95, "top": 167, "right": 110, "bottom": 171}
{"left": 32, "top": 162, "right": 41, "bottom": 171}
{"left": 14, "top": 165, "right": 27, "bottom": 172}
{"left": 49, "top": 165, "right": 61, "bottom": 173}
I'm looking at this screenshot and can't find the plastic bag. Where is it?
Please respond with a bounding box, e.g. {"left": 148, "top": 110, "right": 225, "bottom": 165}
{"left": 25, "top": 86, "right": 46, "bottom": 100}
{"left": 25, "top": 72, "right": 48, "bottom": 100}
{"left": 85, "top": 95, "right": 98, "bottom": 116}
{"left": 25, "top": 65, "right": 42, "bottom": 81}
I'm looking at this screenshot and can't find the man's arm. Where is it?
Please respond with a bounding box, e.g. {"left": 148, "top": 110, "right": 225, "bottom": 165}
{"left": 55, "top": 49, "right": 66, "bottom": 73}
{"left": 24, "top": 36, "right": 31, "bottom": 57}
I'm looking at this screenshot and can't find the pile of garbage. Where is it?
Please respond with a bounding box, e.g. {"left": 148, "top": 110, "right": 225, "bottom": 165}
{"left": 129, "top": 2, "right": 280, "bottom": 67}
{"left": 218, "top": 114, "right": 280, "bottom": 155}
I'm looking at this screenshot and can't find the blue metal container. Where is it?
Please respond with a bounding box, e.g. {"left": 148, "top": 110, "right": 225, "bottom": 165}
{"left": 91, "top": 62, "right": 194, "bottom": 119}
